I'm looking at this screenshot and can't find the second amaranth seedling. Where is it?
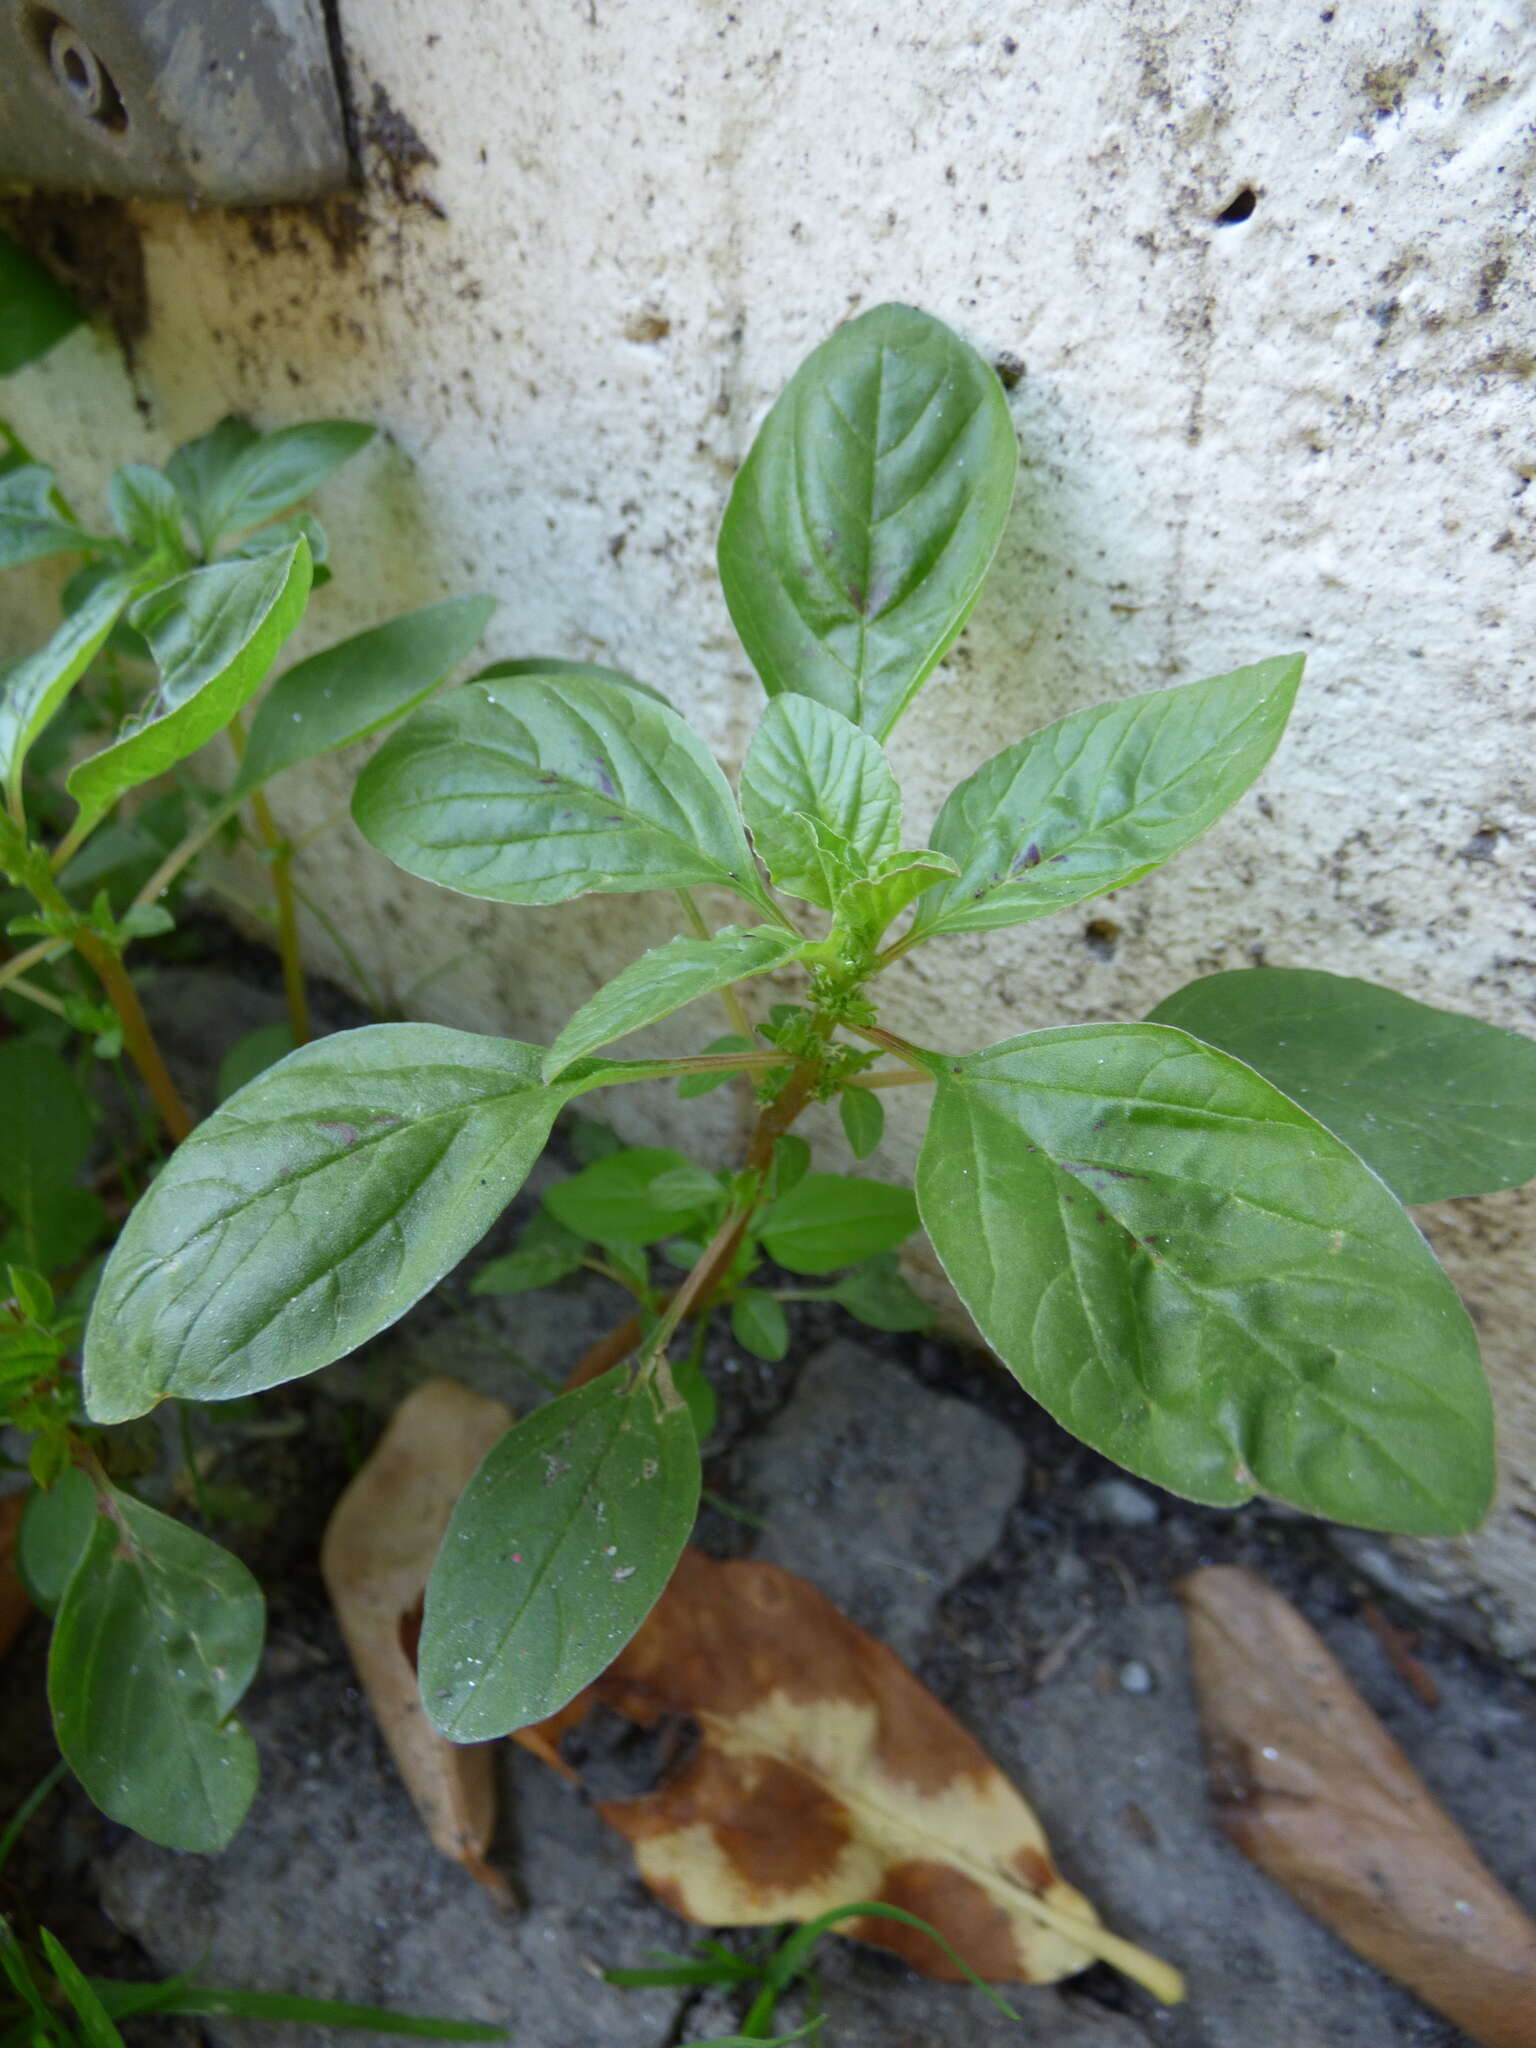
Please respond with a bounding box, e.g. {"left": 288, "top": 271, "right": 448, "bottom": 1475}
{"left": 75, "top": 304, "right": 1536, "bottom": 1843}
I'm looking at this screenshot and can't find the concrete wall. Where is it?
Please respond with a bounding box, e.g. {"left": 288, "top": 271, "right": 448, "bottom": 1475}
{"left": 3, "top": 0, "right": 1533, "bottom": 1655}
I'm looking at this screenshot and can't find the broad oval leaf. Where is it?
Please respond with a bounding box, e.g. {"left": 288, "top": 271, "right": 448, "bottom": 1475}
{"left": 420, "top": 1362, "right": 701, "bottom": 1737}
{"left": 236, "top": 594, "right": 497, "bottom": 793}
{"left": 838, "top": 1084, "right": 886, "bottom": 1159}
{"left": 758, "top": 1171, "right": 920, "bottom": 1275}
{"left": 740, "top": 695, "right": 902, "bottom": 906}
{"left": 0, "top": 463, "right": 87, "bottom": 568}
{"left": 83, "top": 1024, "right": 568, "bottom": 1423}
{"left": 909, "top": 655, "right": 1303, "bottom": 941}
{"left": 917, "top": 1022, "right": 1494, "bottom": 1535}
{"left": 48, "top": 1482, "right": 264, "bottom": 1852}
{"left": 353, "top": 675, "right": 767, "bottom": 910}
{"left": 0, "top": 569, "right": 136, "bottom": 808}
{"left": 164, "top": 417, "right": 258, "bottom": 541}
{"left": 719, "top": 303, "right": 1017, "bottom": 738}
{"left": 543, "top": 925, "right": 803, "bottom": 1081}
{"left": 67, "top": 540, "right": 312, "bottom": 833}
{"left": 197, "top": 420, "right": 374, "bottom": 549}
{"left": 1148, "top": 968, "right": 1536, "bottom": 1205}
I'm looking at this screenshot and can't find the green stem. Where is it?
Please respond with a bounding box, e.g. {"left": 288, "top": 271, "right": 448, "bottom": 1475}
{"left": 846, "top": 1021, "right": 930, "bottom": 1073}
{"left": 72, "top": 927, "right": 193, "bottom": 1142}
{"left": 290, "top": 880, "right": 392, "bottom": 1019}
{"left": 0, "top": 937, "right": 68, "bottom": 996}
{"left": 842, "top": 1065, "right": 932, "bottom": 1090}
{"left": 0, "top": 973, "right": 67, "bottom": 1018}
{"left": 129, "top": 792, "right": 244, "bottom": 911}
{"left": 0, "top": 1760, "right": 69, "bottom": 1879}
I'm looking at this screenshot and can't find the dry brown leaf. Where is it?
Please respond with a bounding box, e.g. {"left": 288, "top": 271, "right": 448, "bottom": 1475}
{"left": 0, "top": 1492, "right": 31, "bottom": 1661}
{"left": 322, "top": 1378, "right": 516, "bottom": 1906}
{"left": 1180, "top": 1564, "right": 1536, "bottom": 2048}
{"left": 519, "top": 1547, "right": 1183, "bottom": 2002}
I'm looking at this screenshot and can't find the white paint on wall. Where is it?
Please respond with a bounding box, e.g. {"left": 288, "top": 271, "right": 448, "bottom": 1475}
{"left": 3, "top": 0, "right": 1533, "bottom": 1651}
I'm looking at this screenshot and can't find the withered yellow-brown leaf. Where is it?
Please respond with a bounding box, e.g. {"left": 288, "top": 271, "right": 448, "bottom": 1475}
{"left": 322, "top": 1378, "right": 515, "bottom": 1906}
{"left": 1180, "top": 1565, "right": 1536, "bottom": 2048}
{"left": 0, "top": 1492, "right": 30, "bottom": 1662}
{"left": 522, "top": 1548, "right": 1182, "bottom": 2002}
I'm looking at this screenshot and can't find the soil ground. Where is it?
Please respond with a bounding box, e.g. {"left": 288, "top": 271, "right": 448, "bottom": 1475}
{"left": 3, "top": 941, "right": 1533, "bottom": 2047}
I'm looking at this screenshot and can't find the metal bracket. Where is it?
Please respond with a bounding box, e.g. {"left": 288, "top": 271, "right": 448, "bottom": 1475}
{"left": 0, "top": 0, "right": 351, "bottom": 203}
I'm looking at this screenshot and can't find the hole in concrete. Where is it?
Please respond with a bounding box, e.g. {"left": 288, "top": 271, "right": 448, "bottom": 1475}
{"left": 1084, "top": 918, "right": 1121, "bottom": 960}
{"left": 26, "top": 9, "right": 129, "bottom": 133}
{"left": 1213, "top": 186, "right": 1258, "bottom": 226}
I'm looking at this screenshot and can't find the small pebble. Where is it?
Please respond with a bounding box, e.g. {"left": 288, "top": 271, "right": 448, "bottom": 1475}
{"left": 1120, "top": 1660, "right": 1154, "bottom": 1694}
{"left": 1083, "top": 1478, "right": 1160, "bottom": 1527}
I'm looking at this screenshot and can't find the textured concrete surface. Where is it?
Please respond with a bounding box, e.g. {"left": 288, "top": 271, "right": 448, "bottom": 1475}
{"left": 2, "top": 0, "right": 1533, "bottom": 1645}
{"left": 737, "top": 1338, "right": 1028, "bottom": 1660}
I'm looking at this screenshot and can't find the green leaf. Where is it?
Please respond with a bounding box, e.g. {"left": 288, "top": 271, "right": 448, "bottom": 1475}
{"left": 471, "top": 1211, "right": 587, "bottom": 1295}
{"left": 194, "top": 420, "right": 374, "bottom": 550}
{"left": 544, "top": 926, "right": 803, "bottom": 1081}
{"left": 544, "top": 1147, "right": 712, "bottom": 1247}
{"left": 758, "top": 1172, "right": 920, "bottom": 1275}
{"left": 768, "top": 1134, "right": 812, "bottom": 1198}
{"left": 164, "top": 418, "right": 257, "bottom": 538}
{"left": 739, "top": 695, "right": 902, "bottom": 906}
{"left": 222, "top": 510, "right": 330, "bottom": 569}
{"left": 0, "top": 1040, "right": 95, "bottom": 1212}
{"left": 420, "top": 1362, "right": 700, "bottom": 1736}
{"left": 235, "top": 595, "right": 497, "bottom": 794}
{"left": 568, "top": 1116, "right": 624, "bottom": 1164}
{"left": 718, "top": 304, "right": 1017, "bottom": 739}
{"left": 7, "top": 1263, "right": 51, "bottom": 1322}
{"left": 17, "top": 1467, "right": 96, "bottom": 1614}
{"left": 838, "top": 1085, "right": 885, "bottom": 1159}
{"left": 215, "top": 1021, "right": 296, "bottom": 1102}
{"left": 829, "top": 1251, "right": 933, "bottom": 1332}
{"left": 0, "top": 231, "right": 82, "bottom": 372}
{"left": 908, "top": 655, "right": 1303, "bottom": 941}
{"left": 82, "top": 1024, "right": 571, "bottom": 1423}
{"left": 353, "top": 675, "right": 767, "bottom": 910}
{"left": 730, "top": 1288, "right": 789, "bottom": 1361}
{"left": 0, "top": 1186, "right": 106, "bottom": 1274}
{"left": 835, "top": 848, "right": 958, "bottom": 943}
{"left": 917, "top": 1022, "right": 1494, "bottom": 1534}
{"left": 677, "top": 1034, "right": 754, "bottom": 1098}
{"left": 93, "top": 1980, "right": 507, "bottom": 2039}
{"left": 0, "top": 465, "right": 85, "bottom": 568}
{"left": 66, "top": 541, "right": 312, "bottom": 833}
{"left": 474, "top": 655, "right": 671, "bottom": 705}
{"left": 1147, "top": 968, "right": 1536, "bottom": 1205}
{"left": 106, "top": 466, "right": 186, "bottom": 562}
{"left": 39, "top": 1933, "right": 126, "bottom": 2048}
{"left": 48, "top": 1482, "right": 263, "bottom": 1851}
{"left": 0, "top": 570, "right": 137, "bottom": 810}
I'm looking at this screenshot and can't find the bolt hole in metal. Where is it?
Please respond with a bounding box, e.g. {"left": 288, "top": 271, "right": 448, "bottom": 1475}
{"left": 27, "top": 7, "right": 129, "bottom": 132}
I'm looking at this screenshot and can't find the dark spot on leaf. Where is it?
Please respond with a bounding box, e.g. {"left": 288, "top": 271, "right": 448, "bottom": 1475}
{"left": 1012, "top": 843, "right": 1043, "bottom": 873}
{"left": 316, "top": 1121, "right": 359, "bottom": 1147}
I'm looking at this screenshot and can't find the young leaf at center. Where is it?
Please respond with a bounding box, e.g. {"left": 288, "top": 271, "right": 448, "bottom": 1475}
{"left": 420, "top": 1363, "right": 701, "bottom": 1736}
{"left": 739, "top": 694, "right": 902, "bottom": 907}
{"left": 916, "top": 1022, "right": 1494, "bottom": 1535}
